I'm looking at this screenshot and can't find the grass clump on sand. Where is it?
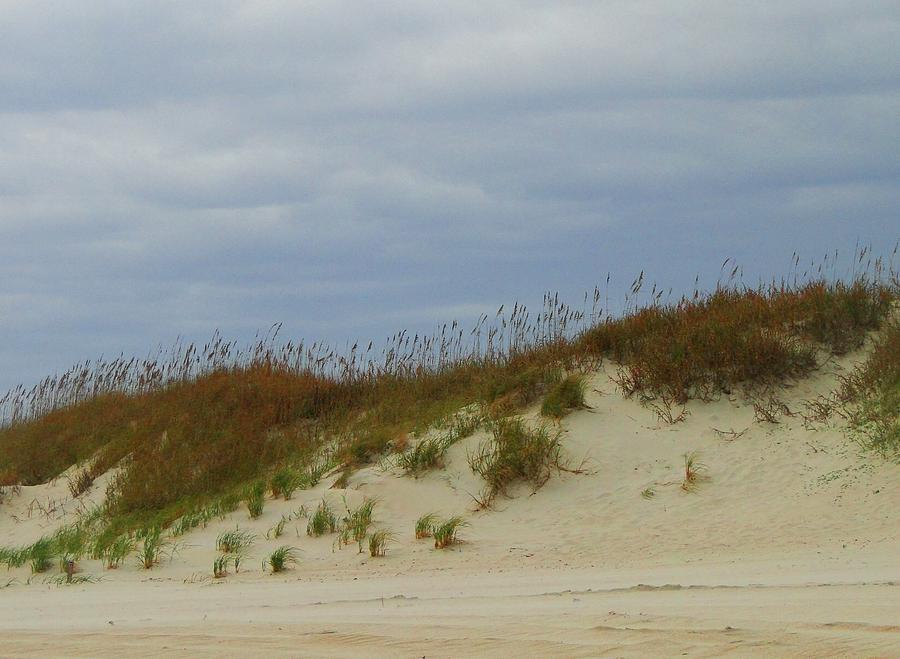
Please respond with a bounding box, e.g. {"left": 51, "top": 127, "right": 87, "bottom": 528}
{"left": 368, "top": 529, "right": 394, "bottom": 557}
{"left": 541, "top": 373, "right": 588, "bottom": 419}
{"left": 433, "top": 516, "right": 468, "bottom": 549}
{"left": 395, "top": 412, "right": 482, "bottom": 476}
{"left": 681, "top": 451, "right": 708, "bottom": 492}
{"left": 214, "top": 528, "right": 256, "bottom": 577}
{"left": 336, "top": 497, "right": 377, "bottom": 551}
{"left": 839, "top": 317, "right": 900, "bottom": 458}
{"left": 136, "top": 527, "right": 168, "bottom": 569}
{"left": 468, "top": 418, "right": 563, "bottom": 504}
{"left": 27, "top": 538, "right": 54, "bottom": 573}
{"left": 216, "top": 528, "right": 257, "bottom": 554}
{"left": 269, "top": 467, "right": 301, "bottom": 500}
{"left": 266, "top": 515, "right": 291, "bottom": 540}
{"left": 213, "top": 554, "right": 235, "bottom": 578}
{"left": 245, "top": 480, "right": 266, "bottom": 519}
{"left": 98, "top": 534, "right": 134, "bottom": 569}
{"left": 264, "top": 546, "right": 300, "bottom": 573}
{"left": 414, "top": 512, "right": 439, "bottom": 539}
{"left": 307, "top": 499, "right": 338, "bottom": 537}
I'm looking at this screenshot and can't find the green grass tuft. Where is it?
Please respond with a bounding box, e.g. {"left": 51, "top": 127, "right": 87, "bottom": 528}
{"left": 433, "top": 516, "right": 468, "bottom": 549}
{"left": 468, "top": 418, "right": 563, "bottom": 504}
{"left": 245, "top": 480, "right": 266, "bottom": 519}
{"left": 414, "top": 512, "right": 439, "bottom": 539}
{"left": 216, "top": 528, "right": 257, "bottom": 554}
{"left": 264, "top": 546, "right": 300, "bottom": 573}
{"left": 839, "top": 317, "right": 900, "bottom": 458}
{"left": 541, "top": 373, "right": 588, "bottom": 418}
{"left": 306, "top": 499, "right": 338, "bottom": 537}
{"left": 368, "top": 529, "right": 394, "bottom": 557}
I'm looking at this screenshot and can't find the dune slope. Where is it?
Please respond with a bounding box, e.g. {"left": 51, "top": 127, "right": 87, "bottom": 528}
{"left": 0, "top": 353, "right": 897, "bottom": 657}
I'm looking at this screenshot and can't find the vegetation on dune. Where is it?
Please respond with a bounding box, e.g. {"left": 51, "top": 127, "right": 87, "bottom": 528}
{"left": 216, "top": 528, "right": 256, "bottom": 554}
{"left": 414, "top": 512, "right": 439, "bottom": 539}
{"left": 838, "top": 317, "right": 900, "bottom": 458}
{"left": 335, "top": 497, "right": 377, "bottom": 551}
{"left": 394, "top": 411, "right": 482, "bottom": 476}
{"left": 0, "top": 250, "right": 895, "bottom": 554}
{"left": 468, "top": 418, "right": 564, "bottom": 505}
{"left": 264, "top": 545, "right": 300, "bottom": 573}
{"left": 368, "top": 529, "right": 394, "bottom": 557}
{"left": 433, "top": 516, "right": 468, "bottom": 549}
{"left": 584, "top": 276, "right": 892, "bottom": 404}
{"left": 540, "top": 373, "right": 589, "bottom": 419}
{"left": 307, "top": 499, "right": 338, "bottom": 537}
{"left": 681, "top": 451, "right": 708, "bottom": 492}
{"left": 244, "top": 480, "right": 266, "bottom": 519}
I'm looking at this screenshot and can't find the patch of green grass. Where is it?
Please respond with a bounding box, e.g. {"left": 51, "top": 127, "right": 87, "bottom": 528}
{"left": 433, "top": 516, "right": 468, "bottom": 549}
{"left": 216, "top": 528, "right": 257, "bottom": 554}
{"left": 28, "top": 538, "right": 54, "bottom": 573}
{"left": 395, "top": 413, "right": 482, "bottom": 476}
{"left": 840, "top": 317, "right": 900, "bottom": 458}
{"left": 99, "top": 534, "right": 134, "bottom": 569}
{"left": 368, "top": 529, "right": 394, "bottom": 557}
{"left": 337, "top": 497, "right": 377, "bottom": 551}
{"left": 170, "top": 510, "right": 205, "bottom": 537}
{"left": 245, "top": 480, "right": 266, "bottom": 519}
{"left": 395, "top": 436, "right": 447, "bottom": 475}
{"left": 136, "top": 527, "right": 168, "bottom": 569}
{"left": 641, "top": 487, "right": 656, "bottom": 500}
{"left": 212, "top": 554, "right": 233, "bottom": 578}
{"left": 306, "top": 499, "right": 337, "bottom": 537}
{"left": 468, "top": 418, "right": 563, "bottom": 504}
{"left": 266, "top": 515, "right": 290, "bottom": 540}
{"left": 270, "top": 467, "right": 302, "bottom": 500}
{"left": 414, "top": 512, "right": 439, "bottom": 539}
{"left": 264, "top": 546, "right": 300, "bottom": 573}
{"left": 541, "top": 373, "right": 588, "bottom": 418}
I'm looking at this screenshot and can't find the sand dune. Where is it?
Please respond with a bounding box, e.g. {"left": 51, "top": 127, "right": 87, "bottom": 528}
{"left": 1, "top": 353, "right": 898, "bottom": 657}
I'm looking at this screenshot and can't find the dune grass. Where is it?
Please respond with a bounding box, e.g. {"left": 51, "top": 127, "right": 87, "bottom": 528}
{"left": 0, "top": 252, "right": 894, "bottom": 537}
{"left": 212, "top": 554, "right": 234, "bottom": 579}
{"left": 264, "top": 546, "right": 300, "bottom": 573}
{"left": 540, "top": 373, "right": 588, "bottom": 418}
{"left": 468, "top": 418, "right": 563, "bottom": 504}
{"left": 368, "top": 529, "right": 394, "bottom": 557}
{"left": 414, "top": 512, "right": 439, "bottom": 539}
{"left": 681, "top": 451, "right": 708, "bottom": 492}
{"left": 306, "top": 499, "right": 338, "bottom": 537}
{"left": 394, "top": 411, "right": 482, "bottom": 476}
{"left": 433, "top": 516, "right": 468, "bottom": 549}
{"left": 67, "top": 466, "right": 95, "bottom": 498}
{"left": 336, "top": 497, "right": 377, "bottom": 551}
{"left": 245, "top": 480, "right": 266, "bottom": 519}
{"left": 216, "top": 528, "right": 256, "bottom": 554}
{"left": 839, "top": 316, "right": 900, "bottom": 458}
{"left": 99, "top": 534, "right": 134, "bottom": 569}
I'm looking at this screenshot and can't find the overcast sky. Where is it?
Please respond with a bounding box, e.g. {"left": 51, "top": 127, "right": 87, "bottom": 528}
{"left": 1, "top": 1, "right": 898, "bottom": 392}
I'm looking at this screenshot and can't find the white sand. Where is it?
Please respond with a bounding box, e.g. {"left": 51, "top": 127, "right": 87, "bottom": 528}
{"left": 1, "top": 353, "right": 898, "bottom": 657}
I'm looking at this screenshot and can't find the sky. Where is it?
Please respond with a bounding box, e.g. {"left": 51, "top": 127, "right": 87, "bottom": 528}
{"left": 1, "top": 1, "right": 898, "bottom": 392}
